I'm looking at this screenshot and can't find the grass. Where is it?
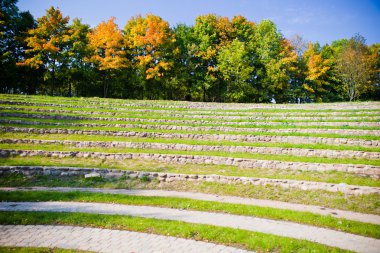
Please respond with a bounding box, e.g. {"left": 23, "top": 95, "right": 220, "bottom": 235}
{"left": 3, "top": 110, "right": 380, "bottom": 131}
{"left": 2, "top": 131, "right": 380, "bottom": 153}
{"left": 1, "top": 190, "right": 379, "bottom": 238}
{"left": 0, "top": 173, "right": 379, "bottom": 215}
{"left": 2, "top": 103, "right": 380, "bottom": 118}
{"left": 1, "top": 156, "right": 379, "bottom": 187}
{"left": 0, "top": 211, "right": 351, "bottom": 253}
{"left": 1, "top": 93, "right": 379, "bottom": 113}
{"left": 3, "top": 115, "right": 380, "bottom": 141}
{"left": 2, "top": 142, "right": 380, "bottom": 167}
{"left": 2, "top": 108, "right": 380, "bottom": 125}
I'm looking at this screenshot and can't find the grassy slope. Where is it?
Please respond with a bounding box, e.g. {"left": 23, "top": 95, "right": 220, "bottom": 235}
{"left": 0, "top": 190, "right": 379, "bottom": 238}
{"left": 0, "top": 174, "right": 379, "bottom": 215}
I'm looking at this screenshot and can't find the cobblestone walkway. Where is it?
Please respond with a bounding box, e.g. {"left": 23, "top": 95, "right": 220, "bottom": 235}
{"left": 0, "top": 201, "right": 379, "bottom": 253}
{"left": 0, "top": 225, "right": 250, "bottom": 253}
{"left": 1, "top": 187, "right": 379, "bottom": 225}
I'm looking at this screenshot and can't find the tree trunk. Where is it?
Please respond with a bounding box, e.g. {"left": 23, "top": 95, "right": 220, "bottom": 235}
{"left": 103, "top": 72, "right": 109, "bottom": 98}
{"left": 68, "top": 76, "right": 72, "bottom": 97}
{"left": 51, "top": 60, "right": 56, "bottom": 96}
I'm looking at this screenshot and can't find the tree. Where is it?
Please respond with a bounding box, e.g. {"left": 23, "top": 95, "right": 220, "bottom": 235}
{"left": 17, "top": 7, "right": 70, "bottom": 95}
{"left": 303, "top": 42, "right": 331, "bottom": 102}
{"left": 124, "top": 14, "right": 176, "bottom": 99}
{"left": 191, "top": 14, "right": 237, "bottom": 101}
{"left": 267, "top": 39, "right": 298, "bottom": 103}
{"left": 289, "top": 34, "right": 307, "bottom": 58}
{"left": 172, "top": 23, "right": 197, "bottom": 100}
{"left": 217, "top": 39, "right": 253, "bottom": 102}
{"left": 66, "top": 18, "right": 93, "bottom": 96}
{"left": 254, "top": 20, "right": 293, "bottom": 102}
{"left": 336, "top": 35, "right": 377, "bottom": 101}
{"left": 88, "top": 17, "right": 126, "bottom": 97}
{"left": 0, "top": 0, "right": 36, "bottom": 93}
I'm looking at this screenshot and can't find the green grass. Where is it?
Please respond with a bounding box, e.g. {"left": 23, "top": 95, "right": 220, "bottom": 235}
{"left": 0, "top": 211, "right": 351, "bottom": 253}
{"left": 2, "top": 115, "right": 380, "bottom": 141}
{"left": 3, "top": 103, "right": 380, "bottom": 118}
{"left": 1, "top": 93, "right": 379, "bottom": 113}
{"left": 0, "top": 247, "right": 86, "bottom": 253}
{"left": 2, "top": 141, "right": 380, "bottom": 167}
{"left": 1, "top": 155, "right": 379, "bottom": 187}
{"left": 1, "top": 190, "right": 379, "bottom": 238}
{"left": 0, "top": 173, "right": 379, "bottom": 215}
{"left": 2, "top": 131, "right": 380, "bottom": 153}
{"left": 2, "top": 107, "right": 380, "bottom": 124}
{"left": 3, "top": 110, "right": 380, "bottom": 131}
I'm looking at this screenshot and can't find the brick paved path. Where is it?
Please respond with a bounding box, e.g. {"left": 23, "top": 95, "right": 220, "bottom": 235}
{"left": 1, "top": 187, "right": 379, "bottom": 225}
{"left": 0, "top": 201, "right": 379, "bottom": 253}
{"left": 0, "top": 225, "right": 250, "bottom": 253}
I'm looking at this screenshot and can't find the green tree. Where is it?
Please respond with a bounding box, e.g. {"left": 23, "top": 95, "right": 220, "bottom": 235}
{"left": 0, "top": 0, "right": 36, "bottom": 93}
{"left": 254, "top": 20, "right": 295, "bottom": 102}
{"left": 192, "top": 14, "right": 236, "bottom": 101}
{"left": 217, "top": 39, "right": 253, "bottom": 102}
{"left": 171, "top": 23, "right": 197, "bottom": 100}
{"left": 66, "top": 18, "right": 93, "bottom": 96}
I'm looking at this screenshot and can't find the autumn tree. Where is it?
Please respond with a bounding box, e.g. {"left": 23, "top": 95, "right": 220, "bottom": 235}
{"left": 124, "top": 14, "right": 176, "bottom": 99}
{"left": 88, "top": 17, "right": 126, "bottom": 97}
{"left": 336, "top": 35, "right": 377, "bottom": 101}
{"left": 268, "top": 39, "right": 298, "bottom": 103}
{"left": 368, "top": 43, "right": 380, "bottom": 100}
{"left": 17, "top": 7, "right": 70, "bottom": 94}
{"left": 302, "top": 42, "right": 331, "bottom": 102}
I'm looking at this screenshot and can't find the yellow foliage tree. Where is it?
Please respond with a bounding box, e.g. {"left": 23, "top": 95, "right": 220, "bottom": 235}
{"left": 303, "top": 42, "right": 330, "bottom": 102}
{"left": 17, "top": 6, "right": 70, "bottom": 94}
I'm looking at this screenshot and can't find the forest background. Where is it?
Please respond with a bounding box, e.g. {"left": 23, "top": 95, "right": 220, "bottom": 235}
{"left": 1, "top": 0, "right": 379, "bottom": 103}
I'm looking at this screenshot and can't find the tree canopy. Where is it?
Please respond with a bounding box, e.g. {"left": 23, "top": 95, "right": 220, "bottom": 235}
{"left": 2, "top": 2, "right": 379, "bottom": 102}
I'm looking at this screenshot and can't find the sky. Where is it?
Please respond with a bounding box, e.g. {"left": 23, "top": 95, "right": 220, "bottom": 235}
{"left": 17, "top": 0, "right": 380, "bottom": 45}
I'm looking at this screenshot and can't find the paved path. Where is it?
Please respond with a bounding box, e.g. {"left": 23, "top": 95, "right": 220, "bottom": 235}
{"left": 1, "top": 187, "right": 379, "bottom": 225}
{"left": 0, "top": 201, "right": 379, "bottom": 253}
{"left": 0, "top": 225, "right": 250, "bottom": 253}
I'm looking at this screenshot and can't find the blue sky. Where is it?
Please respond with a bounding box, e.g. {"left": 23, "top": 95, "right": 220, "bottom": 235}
{"left": 17, "top": 0, "right": 380, "bottom": 45}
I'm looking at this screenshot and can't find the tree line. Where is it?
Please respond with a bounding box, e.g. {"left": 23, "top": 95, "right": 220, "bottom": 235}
{"left": 1, "top": 1, "right": 379, "bottom": 103}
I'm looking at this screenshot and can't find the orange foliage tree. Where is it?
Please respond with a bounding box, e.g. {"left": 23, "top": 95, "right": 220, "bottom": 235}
{"left": 88, "top": 17, "right": 126, "bottom": 97}
{"left": 125, "top": 14, "right": 175, "bottom": 80}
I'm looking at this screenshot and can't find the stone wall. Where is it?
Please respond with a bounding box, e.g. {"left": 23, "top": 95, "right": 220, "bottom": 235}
{"left": 2, "top": 126, "right": 378, "bottom": 147}
{"left": 1, "top": 118, "right": 379, "bottom": 137}
{"left": 2, "top": 111, "right": 378, "bottom": 128}
{"left": 0, "top": 165, "right": 378, "bottom": 195}
{"left": 1, "top": 149, "right": 379, "bottom": 177}
{"left": 1, "top": 111, "right": 379, "bottom": 128}
{"left": 2, "top": 138, "right": 379, "bottom": 160}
